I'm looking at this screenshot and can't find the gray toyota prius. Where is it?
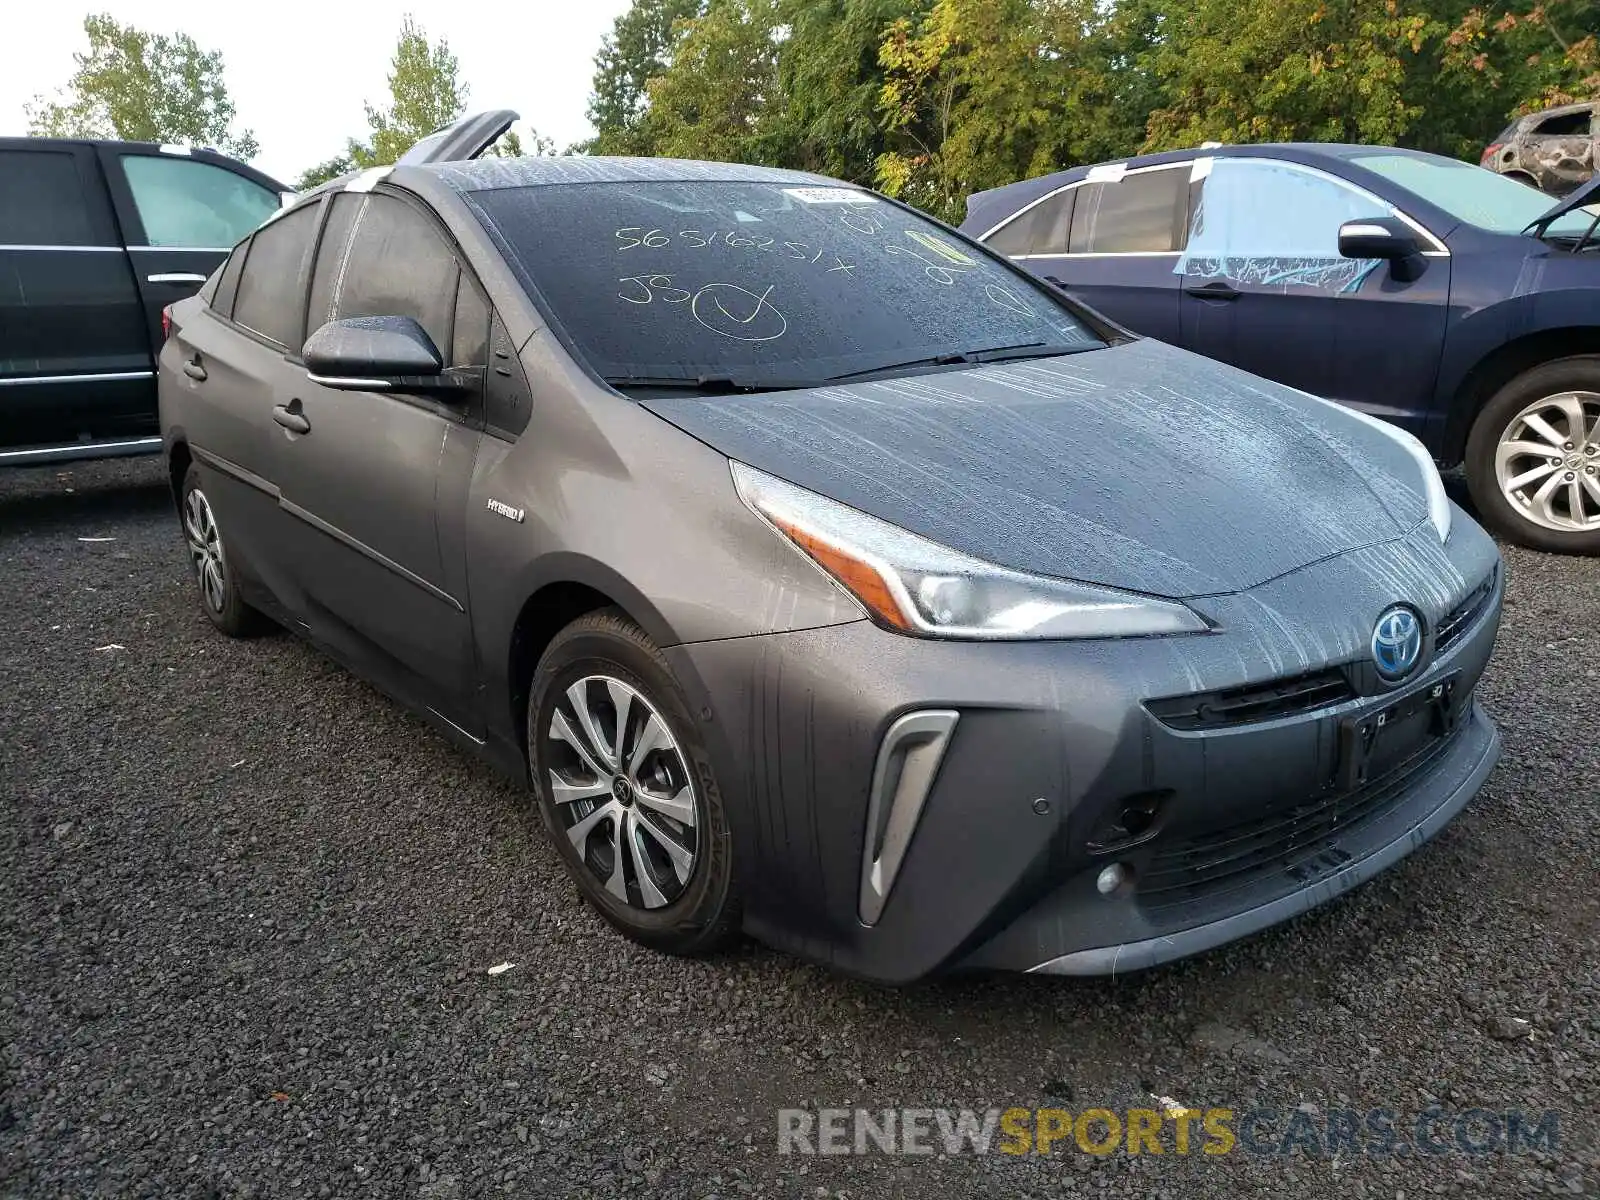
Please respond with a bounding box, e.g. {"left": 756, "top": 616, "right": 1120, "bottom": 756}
{"left": 158, "top": 113, "right": 1504, "bottom": 983}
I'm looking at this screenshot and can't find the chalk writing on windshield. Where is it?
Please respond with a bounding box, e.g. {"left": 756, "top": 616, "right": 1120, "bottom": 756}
{"left": 617, "top": 274, "right": 788, "bottom": 342}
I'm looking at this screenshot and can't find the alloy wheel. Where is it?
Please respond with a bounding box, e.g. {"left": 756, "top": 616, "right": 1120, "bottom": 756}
{"left": 544, "top": 675, "right": 699, "bottom": 910}
{"left": 1494, "top": 391, "right": 1600, "bottom": 533}
{"left": 182, "top": 488, "right": 227, "bottom": 613}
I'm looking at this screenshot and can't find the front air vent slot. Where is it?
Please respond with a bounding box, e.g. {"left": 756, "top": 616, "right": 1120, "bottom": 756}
{"left": 1146, "top": 669, "right": 1355, "bottom": 731}
{"left": 1436, "top": 570, "right": 1496, "bottom": 654}
{"left": 858, "top": 711, "right": 959, "bottom": 927}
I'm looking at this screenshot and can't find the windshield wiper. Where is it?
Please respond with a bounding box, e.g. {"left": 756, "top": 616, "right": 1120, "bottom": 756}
{"left": 604, "top": 374, "right": 817, "bottom": 395}
{"left": 824, "top": 341, "right": 1090, "bottom": 383}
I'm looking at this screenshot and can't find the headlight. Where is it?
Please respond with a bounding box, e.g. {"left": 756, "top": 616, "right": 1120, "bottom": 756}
{"left": 1297, "top": 392, "right": 1452, "bottom": 543}
{"left": 731, "top": 463, "right": 1210, "bottom": 640}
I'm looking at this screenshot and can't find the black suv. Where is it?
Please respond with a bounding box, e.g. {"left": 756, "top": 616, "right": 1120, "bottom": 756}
{"left": 1, "top": 137, "right": 287, "bottom": 466}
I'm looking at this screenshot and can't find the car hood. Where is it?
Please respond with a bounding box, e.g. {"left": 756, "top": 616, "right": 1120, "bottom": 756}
{"left": 641, "top": 339, "right": 1431, "bottom": 598}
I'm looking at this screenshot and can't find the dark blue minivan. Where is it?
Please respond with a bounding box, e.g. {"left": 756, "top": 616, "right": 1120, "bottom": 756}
{"left": 962, "top": 145, "right": 1600, "bottom": 554}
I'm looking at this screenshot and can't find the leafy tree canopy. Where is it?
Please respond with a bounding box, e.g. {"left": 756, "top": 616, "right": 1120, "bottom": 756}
{"left": 27, "top": 14, "right": 258, "bottom": 158}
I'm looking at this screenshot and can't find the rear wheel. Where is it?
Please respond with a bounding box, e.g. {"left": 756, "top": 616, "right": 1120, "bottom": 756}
{"left": 180, "top": 466, "right": 266, "bottom": 636}
{"left": 528, "top": 609, "right": 740, "bottom": 955}
{"left": 1464, "top": 357, "right": 1600, "bottom": 555}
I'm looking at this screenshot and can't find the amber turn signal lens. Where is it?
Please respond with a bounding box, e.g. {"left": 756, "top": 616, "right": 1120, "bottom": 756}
{"left": 766, "top": 512, "right": 914, "bottom": 631}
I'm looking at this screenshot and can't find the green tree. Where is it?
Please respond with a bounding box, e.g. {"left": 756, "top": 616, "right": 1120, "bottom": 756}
{"left": 486, "top": 128, "right": 558, "bottom": 158}
{"left": 294, "top": 154, "right": 356, "bottom": 191}
{"left": 1441, "top": 0, "right": 1599, "bottom": 119}
{"left": 587, "top": 0, "right": 704, "bottom": 154}
{"left": 349, "top": 15, "right": 467, "bottom": 167}
{"left": 1140, "top": 0, "right": 1440, "bottom": 152}
{"left": 26, "top": 13, "right": 257, "bottom": 157}
{"left": 772, "top": 0, "right": 920, "bottom": 181}
{"left": 876, "top": 0, "right": 1122, "bottom": 221}
{"left": 642, "top": 0, "right": 787, "bottom": 163}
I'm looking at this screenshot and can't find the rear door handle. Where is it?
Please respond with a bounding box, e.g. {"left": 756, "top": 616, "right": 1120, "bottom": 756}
{"left": 272, "top": 403, "right": 310, "bottom": 434}
{"left": 182, "top": 354, "right": 207, "bottom": 382}
{"left": 1183, "top": 281, "right": 1242, "bottom": 301}
{"left": 148, "top": 272, "right": 209, "bottom": 285}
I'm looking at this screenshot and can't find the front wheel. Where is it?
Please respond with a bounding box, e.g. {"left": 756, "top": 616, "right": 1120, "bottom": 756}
{"left": 528, "top": 609, "right": 740, "bottom": 956}
{"left": 1464, "top": 357, "right": 1600, "bottom": 554}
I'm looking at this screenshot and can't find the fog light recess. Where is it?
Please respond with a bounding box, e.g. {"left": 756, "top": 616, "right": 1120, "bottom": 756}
{"left": 1096, "top": 862, "right": 1133, "bottom": 896}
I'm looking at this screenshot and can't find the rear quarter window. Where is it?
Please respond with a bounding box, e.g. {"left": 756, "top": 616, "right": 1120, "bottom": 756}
{"left": 212, "top": 243, "right": 248, "bottom": 318}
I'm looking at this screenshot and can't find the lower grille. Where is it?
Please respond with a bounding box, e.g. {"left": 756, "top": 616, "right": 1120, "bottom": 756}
{"left": 1137, "top": 725, "right": 1460, "bottom": 912}
{"left": 1145, "top": 668, "right": 1355, "bottom": 731}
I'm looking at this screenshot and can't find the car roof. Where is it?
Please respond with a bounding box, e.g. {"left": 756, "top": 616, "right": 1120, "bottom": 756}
{"left": 1514, "top": 100, "right": 1597, "bottom": 122}
{"left": 962, "top": 142, "right": 1455, "bottom": 233}
{"left": 427, "top": 155, "right": 845, "bottom": 193}
{"left": 0, "top": 134, "right": 288, "bottom": 191}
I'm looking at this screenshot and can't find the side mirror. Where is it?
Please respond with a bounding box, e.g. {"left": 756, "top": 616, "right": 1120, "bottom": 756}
{"left": 1338, "top": 217, "right": 1427, "bottom": 282}
{"left": 303, "top": 315, "right": 469, "bottom": 395}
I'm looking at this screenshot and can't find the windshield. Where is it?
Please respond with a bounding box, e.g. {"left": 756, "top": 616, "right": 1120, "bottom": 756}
{"left": 1351, "top": 152, "right": 1598, "bottom": 238}
{"left": 464, "top": 180, "right": 1106, "bottom": 388}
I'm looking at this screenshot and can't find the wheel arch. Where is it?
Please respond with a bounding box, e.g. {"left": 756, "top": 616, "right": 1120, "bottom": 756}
{"left": 1444, "top": 328, "right": 1600, "bottom": 464}
{"left": 503, "top": 556, "right": 682, "bottom": 760}
{"left": 167, "top": 437, "right": 192, "bottom": 505}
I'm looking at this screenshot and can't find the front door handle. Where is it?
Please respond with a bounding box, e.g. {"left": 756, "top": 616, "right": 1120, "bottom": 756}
{"left": 182, "top": 354, "right": 207, "bottom": 382}
{"left": 272, "top": 402, "right": 310, "bottom": 435}
{"left": 147, "top": 272, "right": 208, "bottom": 285}
{"left": 1183, "top": 281, "right": 1242, "bottom": 301}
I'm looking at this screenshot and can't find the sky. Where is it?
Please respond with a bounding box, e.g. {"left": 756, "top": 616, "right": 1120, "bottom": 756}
{"left": 0, "top": 0, "right": 632, "bottom": 185}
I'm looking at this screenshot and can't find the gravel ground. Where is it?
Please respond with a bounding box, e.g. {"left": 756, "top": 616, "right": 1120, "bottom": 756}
{"left": 2, "top": 457, "right": 1597, "bottom": 1199}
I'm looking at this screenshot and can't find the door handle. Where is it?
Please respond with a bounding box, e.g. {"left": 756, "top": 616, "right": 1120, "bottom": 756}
{"left": 182, "top": 354, "right": 207, "bottom": 382}
{"left": 147, "top": 272, "right": 208, "bottom": 285}
{"left": 1183, "top": 281, "right": 1242, "bottom": 301}
{"left": 272, "top": 402, "right": 310, "bottom": 434}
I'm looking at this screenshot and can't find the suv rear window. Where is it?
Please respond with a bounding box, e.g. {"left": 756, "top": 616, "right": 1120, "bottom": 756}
{"left": 465, "top": 181, "right": 1103, "bottom": 388}
{"left": 0, "top": 149, "right": 98, "bottom": 245}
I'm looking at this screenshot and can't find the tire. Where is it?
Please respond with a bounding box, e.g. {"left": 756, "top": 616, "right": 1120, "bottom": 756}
{"left": 1464, "top": 356, "right": 1600, "bottom": 555}
{"left": 528, "top": 609, "right": 740, "bottom": 956}
{"left": 179, "top": 465, "right": 267, "bottom": 636}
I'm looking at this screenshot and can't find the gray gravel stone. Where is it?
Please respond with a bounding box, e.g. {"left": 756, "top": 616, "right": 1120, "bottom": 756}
{"left": 2, "top": 459, "right": 1596, "bottom": 1199}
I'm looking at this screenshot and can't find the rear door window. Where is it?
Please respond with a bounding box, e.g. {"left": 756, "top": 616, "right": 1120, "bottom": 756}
{"left": 1069, "top": 169, "right": 1187, "bottom": 253}
{"left": 118, "top": 154, "right": 278, "bottom": 248}
{"left": 1531, "top": 109, "right": 1592, "bottom": 138}
{"left": 231, "top": 202, "right": 323, "bottom": 349}
{"left": 0, "top": 148, "right": 104, "bottom": 245}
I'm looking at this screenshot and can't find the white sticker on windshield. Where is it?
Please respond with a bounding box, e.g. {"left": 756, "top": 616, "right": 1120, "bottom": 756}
{"left": 783, "top": 187, "right": 878, "bottom": 205}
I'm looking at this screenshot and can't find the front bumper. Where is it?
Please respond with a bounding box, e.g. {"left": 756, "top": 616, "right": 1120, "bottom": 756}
{"left": 1019, "top": 706, "right": 1498, "bottom": 975}
{"left": 667, "top": 516, "right": 1504, "bottom": 983}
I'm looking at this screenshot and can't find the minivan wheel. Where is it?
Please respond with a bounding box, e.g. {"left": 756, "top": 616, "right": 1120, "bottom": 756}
{"left": 528, "top": 609, "right": 740, "bottom": 956}
{"left": 180, "top": 466, "right": 265, "bottom": 636}
{"left": 1465, "top": 356, "right": 1600, "bottom": 554}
